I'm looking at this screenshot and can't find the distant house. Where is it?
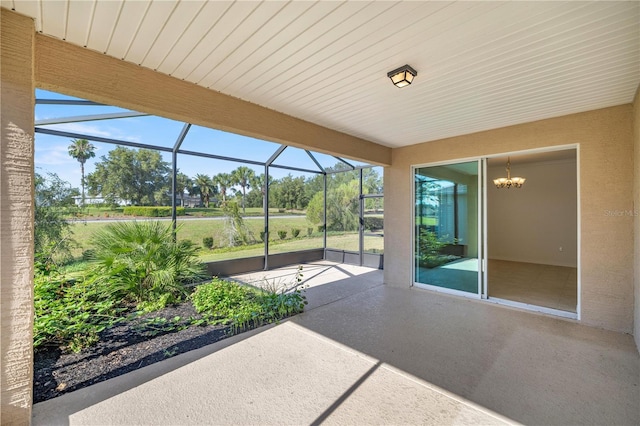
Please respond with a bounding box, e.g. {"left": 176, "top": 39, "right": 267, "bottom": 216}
{"left": 72, "top": 196, "right": 130, "bottom": 206}
{"left": 177, "top": 194, "right": 201, "bottom": 208}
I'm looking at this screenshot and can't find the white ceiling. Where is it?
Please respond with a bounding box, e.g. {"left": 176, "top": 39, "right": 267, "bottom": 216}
{"left": 5, "top": 1, "right": 640, "bottom": 148}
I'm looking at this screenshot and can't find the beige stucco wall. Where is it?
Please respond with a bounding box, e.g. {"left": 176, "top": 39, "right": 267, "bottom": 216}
{"left": 633, "top": 86, "right": 640, "bottom": 352}
{"left": 0, "top": 9, "right": 35, "bottom": 425}
{"left": 33, "top": 34, "right": 391, "bottom": 167}
{"left": 385, "top": 105, "right": 635, "bottom": 333}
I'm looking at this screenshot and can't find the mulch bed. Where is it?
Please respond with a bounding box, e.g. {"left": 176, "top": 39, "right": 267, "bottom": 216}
{"left": 33, "top": 302, "right": 232, "bottom": 403}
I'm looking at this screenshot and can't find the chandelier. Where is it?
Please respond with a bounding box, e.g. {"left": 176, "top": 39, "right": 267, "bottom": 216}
{"left": 493, "top": 157, "right": 526, "bottom": 189}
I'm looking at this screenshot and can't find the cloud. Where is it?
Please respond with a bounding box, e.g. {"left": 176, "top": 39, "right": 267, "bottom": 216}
{"left": 44, "top": 122, "right": 143, "bottom": 144}
{"left": 34, "top": 143, "right": 75, "bottom": 166}
{"left": 47, "top": 122, "right": 114, "bottom": 138}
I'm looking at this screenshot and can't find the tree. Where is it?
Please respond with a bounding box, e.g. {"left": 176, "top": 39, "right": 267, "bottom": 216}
{"left": 304, "top": 173, "right": 324, "bottom": 203}
{"left": 86, "top": 147, "right": 170, "bottom": 206}
{"left": 67, "top": 138, "right": 96, "bottom": 207}
{"left": 174, "top": 172, "right": 193, "bottom": 207}
{"left": 213, "top": 172, "right": 233, "bottom": 205}
{"left": 306, "top": 191, "right": 324, "bottom": 225}
{"left": 249, "top": 173, "right": 272, "bottom": 211}
{"left": 194, "top": 174, "right": 214, "bottom": 208}
{"left": 34, "top": 172, "right": 79, "bottom": 261}
{"left": 274, "top": 174, "right": 306, "bottom": 210}
{"left": 306, "top": 179, "right": 359, "bottom": 231}
{"left": 362, "top": 167, "right": 382, "bottom": 194}
{"left": 222, "top": 202, "right": 254, "bottom": 246}
{"left": 231, "top": 166, "right": 255, "bottom": 214}
{"left": 362, "top": 167, "right": 383, "bottom": 211}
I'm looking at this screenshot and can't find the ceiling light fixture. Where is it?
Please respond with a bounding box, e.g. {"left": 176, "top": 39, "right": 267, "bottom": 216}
{"left": 493, "top": 157, "right": 526, "bottom": 189}
{"left": 387, "top": 64, "right": 417, "bottom": 88}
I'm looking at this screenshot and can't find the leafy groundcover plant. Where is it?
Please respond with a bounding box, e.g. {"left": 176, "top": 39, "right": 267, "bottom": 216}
{"left": 192, "top": 271, "right": 307, "bottom": 334}
{"left": 34, "top": 263, "right": 125, "bottom": 353}
{"left": 34, "top": 220, "right": 308, "bottom": 355}
{"left": 34, "top": 221, "right": 207, "bottom": 353}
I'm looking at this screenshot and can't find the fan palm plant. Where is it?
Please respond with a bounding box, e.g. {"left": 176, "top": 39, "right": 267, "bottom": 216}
{"left": 88, "top": 221, "right": 207, "bottom": 306}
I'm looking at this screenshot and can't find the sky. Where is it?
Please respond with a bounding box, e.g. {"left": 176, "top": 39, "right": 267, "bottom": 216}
{"left": 35, "top": 89, "right": 374, "bottom": 191}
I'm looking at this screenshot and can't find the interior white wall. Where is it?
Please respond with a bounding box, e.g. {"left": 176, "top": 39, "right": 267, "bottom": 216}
{"left": 487, "top": 158, "right": 577, "bottom": 267}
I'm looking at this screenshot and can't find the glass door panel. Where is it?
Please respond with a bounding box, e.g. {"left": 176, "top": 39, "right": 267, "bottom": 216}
{"left": 414, "top": 161, "right": 481, "bottom": 295}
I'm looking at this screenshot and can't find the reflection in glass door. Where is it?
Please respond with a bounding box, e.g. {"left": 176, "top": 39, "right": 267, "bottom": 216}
{"left": 414, "top": 161, "right": 481, "bottom": 295}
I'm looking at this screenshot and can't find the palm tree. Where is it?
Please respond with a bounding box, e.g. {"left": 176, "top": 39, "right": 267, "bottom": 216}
{"left": 67, "top": 138, "right": 96, "bottom": 207}
{"left": 250, "top": 173, "right": 271, "bottom": 213}
{"left": 175, "top": 172, "right": 192, "bottom": 207}
{"left": 213, "top": 172, "right": 233, "bottom": 206}
{"left": 194, "top": 174, "right": 214, "bottom": 208}
{"left": 231, "top": 166, "right": 255, "bottom": 214}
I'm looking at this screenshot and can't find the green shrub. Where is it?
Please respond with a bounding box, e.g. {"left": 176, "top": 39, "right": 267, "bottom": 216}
{"left": 87, "top": 221, "right": 207, "bottom": 307}
{"left": 364, "top": 216, "right": 384, "bottom": 231}
{"left": 278, "top": 208, "right": 285, "bottom": 213}
{"left": 34, "top": 172, "right": 78, "bottom": 262}
{"left": 191, "top": 278, "right": 262, "bottom": 332}
{"left": 259, "top": 231, "right": 266, "bottom": 242}
{"left": 191, "top": 276, "right": 306, "bottom": 333}
{"left": 257, "top": 291, "right": 306, "bottom": 323}
{"left": 277, "top": 230, "right": 287, "bottom": 240}
{"left": 291, "top": 228, "right": 300, "bottom": 238}
{"left": 123, "top": 206, "right": 186, "bottom": 217}
{"left": 418, "top": 229, "right": 458, "bottom": 268}
{"left": 202, "top": 237, "right": 214, "bottom": 249}
{"left": 82, "top": 249, "right": 96, "bottom": 261}
{"left": 307, "top": 227, "right": 313, "bottom": 237}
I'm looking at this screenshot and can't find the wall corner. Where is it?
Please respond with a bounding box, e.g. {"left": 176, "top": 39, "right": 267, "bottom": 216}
{"left": 633, "top": 84, "right": 640, "bottom": 353}
{"left": 1, "top": 7, "right": 36, "bottom": 425}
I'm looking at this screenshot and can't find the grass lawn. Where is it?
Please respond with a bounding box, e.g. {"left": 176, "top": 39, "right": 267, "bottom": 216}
{"left": 67, "top": 217, "right": 383, "bottom": 265}
{"left": 416, "top": 216, "right": 438, "bottom": 226}
{"left": 176, "top": 233, "right": 383, "bottom": 262}
{"left": 72, "top": 206, "right": 304, "bottom": 220}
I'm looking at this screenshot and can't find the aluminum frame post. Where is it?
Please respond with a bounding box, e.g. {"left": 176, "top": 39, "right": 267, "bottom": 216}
{"left": 359, "top": 168, "right": 364, "bottom": 266}
{"left": 171, "top": 151, "right": 178, "bottom": 241}
{"left": 263, "top": 145, "right": 287, "bottom": 270}
{"left": 171, "top": 124, "right": 192, "bottom": 239}
{"left": 264, "top": 165, "right": 270, "bottom": 270}
{"left": 323, "top": 173, "right": 327, "bottom": 255}
{"left": 35, "top": 111, "right": 148, "bottom": 126}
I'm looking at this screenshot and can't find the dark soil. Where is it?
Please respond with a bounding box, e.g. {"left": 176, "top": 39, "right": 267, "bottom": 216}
{"left": 33, "top": 302, "right": 231, "bottom": 403}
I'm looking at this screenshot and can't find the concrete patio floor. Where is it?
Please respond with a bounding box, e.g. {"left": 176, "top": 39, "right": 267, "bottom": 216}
{"left": 33, "top": 261, "right": 639, "bottom": 425}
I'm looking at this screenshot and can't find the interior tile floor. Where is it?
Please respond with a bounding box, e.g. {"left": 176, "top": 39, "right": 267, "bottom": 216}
{"left": 488, "top": 259, "right": 577, "bottom": 312}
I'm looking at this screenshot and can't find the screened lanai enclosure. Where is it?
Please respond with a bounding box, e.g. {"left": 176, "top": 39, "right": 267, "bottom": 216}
{"left": 35, "top": 90, "right": 384, "bottom": 275}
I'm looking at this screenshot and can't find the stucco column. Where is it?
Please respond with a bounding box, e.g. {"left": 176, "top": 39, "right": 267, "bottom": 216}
{"left": 1, "top": 8, "right": 35, "bottom": 425}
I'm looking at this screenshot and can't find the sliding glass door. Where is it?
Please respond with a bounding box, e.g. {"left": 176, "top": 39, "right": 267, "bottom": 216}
{"left": 414, "top": 160, "right": 482, "bottom": 296}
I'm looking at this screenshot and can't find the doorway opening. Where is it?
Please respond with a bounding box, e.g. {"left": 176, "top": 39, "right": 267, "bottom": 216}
{"left": 486, "top": 149, "right": 578, "bottom": 314}
{"left": 412, "top": 147, "right": 579, "bottom": 318}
